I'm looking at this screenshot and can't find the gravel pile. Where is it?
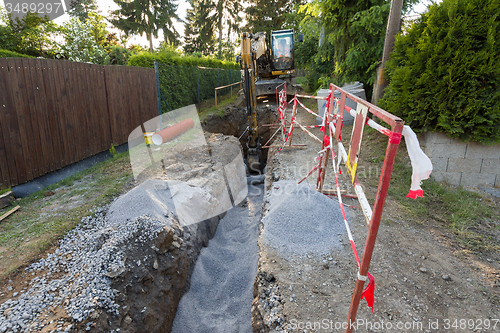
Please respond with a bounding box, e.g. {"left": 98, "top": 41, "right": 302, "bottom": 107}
{"left": 261, "top": 180, "right": 348, "bottom": 258}
{"left": 0, "top": 205, "right": 172, "bottom": 333}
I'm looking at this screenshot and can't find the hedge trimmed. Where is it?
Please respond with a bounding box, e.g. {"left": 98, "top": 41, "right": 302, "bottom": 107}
{"left": 380, "top": 0, "right": 500, "bottom": 144}
{"left": 128, "top": 52, "right": 239, "bottom": 70}
{"left": 156, "top": 63, "right": 240, "bottom": 111}
{"left": 128, "top": 52, "right": 240, "bottom": 112}
{"left": 0, "top": 49, "right": 34, "bottom": 58}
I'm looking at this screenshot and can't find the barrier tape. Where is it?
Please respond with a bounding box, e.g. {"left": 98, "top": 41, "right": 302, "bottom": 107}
{"left": 328, "top": 121, "right": 375, "bottom": 313}
{"left": 296, "top": 98, "right": 323, "bottom": 119}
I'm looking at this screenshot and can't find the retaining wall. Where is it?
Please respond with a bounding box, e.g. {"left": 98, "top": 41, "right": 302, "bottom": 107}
{"left": 420, "top": 132, "right": 500, "bottom": 188}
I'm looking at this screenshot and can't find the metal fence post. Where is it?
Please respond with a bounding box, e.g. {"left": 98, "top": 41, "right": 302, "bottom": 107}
{"left": 197, "top": 66, "right": 201, "bottom": 112}
{"left": 154, "top": 61, "right": 161, "bottom": 116}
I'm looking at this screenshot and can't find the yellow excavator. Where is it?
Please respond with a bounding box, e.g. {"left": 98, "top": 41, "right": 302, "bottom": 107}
{"left": 238, "top": 29, "right": 303, "bottom": 170}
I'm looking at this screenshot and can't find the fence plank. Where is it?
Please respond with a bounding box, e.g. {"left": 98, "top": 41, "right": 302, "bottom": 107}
{"left": 89, "top": 65, "right": 104, "bottom": 153}
{"left": 96, "top": 66, "right": 112, "bottom": 152}
{"left": 70, "top": 61, "right": 86, "bottom": 162}
{"left": 50, "top": 60, "right": 70, "bottom": 167}
{"left": 42, "top": 60, "right": 64, "bottom": 170}
{"left": 6, "top": 58, "right": 34, "bottom": 182}
{"left": 23, "top": 59, "right": 48, "bottom": 176}
{"left": 36, "top": 59, "right": 56, "bottom": 173}
{"left": 0, "top": 59, "right": 15, "bottom": 188}
{"left": 15, "top": 58, "right": 41, "bottom": 179}
{"left": 58, "top": 61, "right": 77, "bottom": 165}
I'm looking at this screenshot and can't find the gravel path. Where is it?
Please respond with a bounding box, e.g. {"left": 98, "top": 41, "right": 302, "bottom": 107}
{"left": 171, "top": 184, "right": 264, "bottom": 333}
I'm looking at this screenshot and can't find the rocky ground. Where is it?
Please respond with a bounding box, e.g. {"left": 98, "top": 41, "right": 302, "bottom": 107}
{"left": 0, "top": 133, "right": 245, "bottom": 333}
{"left": 1, "top": 98, "right": 499, "bottom": 333}
{"left": 252, "top": 100, "right": 500, "bottom": 333}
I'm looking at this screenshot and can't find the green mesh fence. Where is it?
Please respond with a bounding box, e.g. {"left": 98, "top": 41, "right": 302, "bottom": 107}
{"left": 156, "top": 62, "right": 241, "bottom": 113}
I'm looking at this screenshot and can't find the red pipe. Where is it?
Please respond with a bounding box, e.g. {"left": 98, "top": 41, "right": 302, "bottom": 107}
{"left": 152, "top": 118, "right": 195, "bottom": 145}
{"left": 344, "top": 120, "right": 404, "bottom": 333}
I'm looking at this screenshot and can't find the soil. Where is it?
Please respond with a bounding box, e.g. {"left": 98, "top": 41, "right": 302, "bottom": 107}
{"left": 252, "top": 99, "right": 500, "bottom": 332}
{"left": 201, "top": 98, "right": 276, "bottom": 166}
{"left": 1, "top": 97, "right": 500, "bottom": 333}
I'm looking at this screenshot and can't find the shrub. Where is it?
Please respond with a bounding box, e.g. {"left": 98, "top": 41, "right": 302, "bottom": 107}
{"left": 128, "top": 51, "right": 240, "bottom": 112}
{"left": 127, "top": 51, "right": 239, "bottom": 70}
{"left": 0, "top": 49, "right": 34, "bottom": 58}
{"left": 380, "top": 0, "right": 500, "bottom": 144}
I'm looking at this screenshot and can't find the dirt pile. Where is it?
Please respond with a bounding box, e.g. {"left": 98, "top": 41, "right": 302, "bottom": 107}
{"left": 251, "top": 100, "right": 500, "bottom": 333}
{"left": 0, "top": 133, "right": 246, "bottom": 333}
{"left": 202, "top": 104, "right": 276, "bottom": 165}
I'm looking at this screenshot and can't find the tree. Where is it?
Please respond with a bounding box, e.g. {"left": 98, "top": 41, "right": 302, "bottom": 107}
{"left": 68, "top": 0, "right": 98, "bottom": 21}
{"left": 57, "top": 17, "right": 109, "bottom": 64}
{"left": 245, "top": 0, "right": 303, "bottom": 37}
{"left": 299, "top": 0, "right": 416, "bottom": 97}
{"left": 212, "top": 0, "right": 242, "bottom": 59}
{"left": 183, "top": 0, "right": 216, "bottom": 56}
{"left": 380, "top": 0, "right": 500, "bottom": 144}
{"left": 0, "top": 10, "right": 59, "bottom": 57}
{"left": 110, "top": 0, "right": 180, "bottom": 52}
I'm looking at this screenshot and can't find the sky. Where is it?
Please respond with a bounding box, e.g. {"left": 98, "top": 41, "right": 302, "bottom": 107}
{"left": 0, "top": 0, "right": 439, "bottom": 49}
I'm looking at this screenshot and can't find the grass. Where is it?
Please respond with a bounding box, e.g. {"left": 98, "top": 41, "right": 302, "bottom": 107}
{"left": 0, "top": 188, "right": 11, "bottom": 196}
{"left": 0, "top": 150, "right": 134, "bottom": 280}
{"left": 199, "top": 91, "right": 239, "bottom": 122}
{"left": 296, "top": 76, "right": 311, "bottom": 93}
{"left": 359, "top": 126, "right": 500, "bottom": 252}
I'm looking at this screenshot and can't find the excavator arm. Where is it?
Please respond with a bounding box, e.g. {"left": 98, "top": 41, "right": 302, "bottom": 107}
{"left": 240, "top": 32, "right": 260, "bottom": 171}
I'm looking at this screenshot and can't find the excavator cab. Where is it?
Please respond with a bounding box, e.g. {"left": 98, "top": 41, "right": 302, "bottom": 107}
{"left": 271, "top": 30, "right": 294, "bottom": 72}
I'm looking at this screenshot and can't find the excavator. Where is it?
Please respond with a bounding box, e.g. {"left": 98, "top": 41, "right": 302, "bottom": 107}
{"left": 237, "top": 29, "right": 303, "bottom": 171}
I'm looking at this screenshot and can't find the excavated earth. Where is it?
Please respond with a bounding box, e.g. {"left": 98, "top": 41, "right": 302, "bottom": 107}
{"left": 1, "top": 99, "right": 500, "bottom": 333}
{"left": 251, "top": 101, "right": 500, "bottom": 333}
{"left": 0, "top": 132, "right": 248, "bottom": 333}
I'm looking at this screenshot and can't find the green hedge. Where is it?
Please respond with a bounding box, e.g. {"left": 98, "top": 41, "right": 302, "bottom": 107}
{"left": 128, "top": 52, "right": 240, "bottom": 112}
{"left": 0, "top": 49, "right": 34, "bottom": 58}
{"left": 128, "top": 52, "right": 239, "bottom": 70}
{"left": 157, "top": 63, "right": 240, "bottom": 111}
{"left": 380, "top": 0, "right": 500, "bottom": 144}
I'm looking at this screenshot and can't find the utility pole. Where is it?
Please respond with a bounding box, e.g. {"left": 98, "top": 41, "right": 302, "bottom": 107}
{"left": 372, "top": 0, "right": 403, "bottom": 105}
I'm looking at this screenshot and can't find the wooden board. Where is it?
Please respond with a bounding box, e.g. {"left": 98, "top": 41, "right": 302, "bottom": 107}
{"left": 347, "top": 103, "right": 369, "bottom": 183}
{"left": 0, "top": 205, "right": 20, "bottom": 222}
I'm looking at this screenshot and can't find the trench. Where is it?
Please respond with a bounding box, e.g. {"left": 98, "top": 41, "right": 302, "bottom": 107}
{"left": 201, "top": 100, "right": 277, "bottom": 169}
{"left": 169, "top": 103, "right": 273, "bottom": 332}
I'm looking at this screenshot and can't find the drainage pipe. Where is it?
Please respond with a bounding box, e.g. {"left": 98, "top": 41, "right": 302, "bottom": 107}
{"left": 152, "top": 118, "right": 195, "bottom": 145}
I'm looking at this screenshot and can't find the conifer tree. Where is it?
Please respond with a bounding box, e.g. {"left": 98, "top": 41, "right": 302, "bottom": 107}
{"left": 183, "top": 0, "right": 216, "bottom": 55}
{"left": 111, "top": 0, "right": 180, "bottom": 52}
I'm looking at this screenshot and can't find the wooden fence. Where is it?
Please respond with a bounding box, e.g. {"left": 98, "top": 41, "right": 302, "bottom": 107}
{"left": 0, "top": 58, "right": 158, "bottom": 189}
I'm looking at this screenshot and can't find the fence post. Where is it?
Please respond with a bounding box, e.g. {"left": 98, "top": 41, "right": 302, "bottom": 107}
{"left": 154, "top": 61, "right": 163, "bottom": 130}
{"left": 197, "top": 66, "right": 201, "bottom": 112}
{"left": 217, "top": 68, "right": 220, "bottom": 104}
{"left": 154, "top": 61, "right": 161, "bottom": 116}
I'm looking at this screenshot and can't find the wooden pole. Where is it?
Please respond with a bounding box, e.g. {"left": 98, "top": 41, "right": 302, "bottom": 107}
{"left": 372, "top": 0, "right": 404, "bottom": 105}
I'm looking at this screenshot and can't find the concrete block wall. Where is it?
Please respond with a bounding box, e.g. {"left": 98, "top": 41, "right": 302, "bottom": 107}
{"left": 420, "top": 132, "right": 500, "bottom": 188}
